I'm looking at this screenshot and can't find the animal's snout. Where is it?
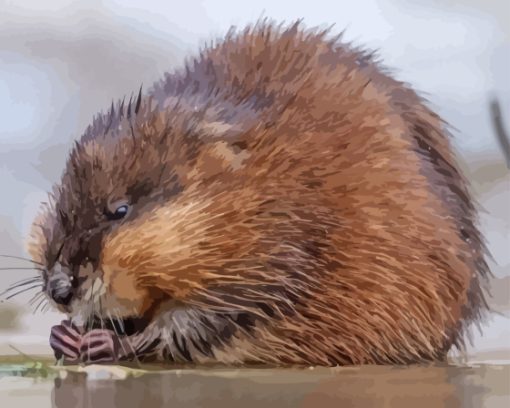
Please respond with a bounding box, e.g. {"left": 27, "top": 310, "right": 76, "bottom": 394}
{"left": 48, "top": 272, "right": 74, "bottom": 306}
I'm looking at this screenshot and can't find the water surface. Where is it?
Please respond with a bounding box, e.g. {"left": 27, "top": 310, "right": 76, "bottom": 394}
{"left": 0, "top": 358, "right": 508, "bottom": 407}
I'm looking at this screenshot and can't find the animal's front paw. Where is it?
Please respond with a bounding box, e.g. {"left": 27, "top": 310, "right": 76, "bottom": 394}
{"left": 50, "top": 320, "right": 81, "bottom": 363}
{"left": 79, "top": 329, "right": 120, "bottom": 364}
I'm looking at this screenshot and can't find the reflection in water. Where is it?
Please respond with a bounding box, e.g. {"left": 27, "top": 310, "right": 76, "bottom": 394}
{"left": 47, "top": 365, "right": 510, "bottom": 408}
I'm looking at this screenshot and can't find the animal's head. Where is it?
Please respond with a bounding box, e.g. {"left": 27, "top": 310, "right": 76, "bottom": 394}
{"left": 26, "top": 86, "right": 266, "bottom": 332}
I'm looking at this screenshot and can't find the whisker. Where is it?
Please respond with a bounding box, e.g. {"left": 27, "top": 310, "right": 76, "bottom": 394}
{"left": 101, "top": 291, "right": 136, "bottom": 364}
{"left": 87, "top": 279, "right": 98, "bottom": 362}
{"left": 0, "top": 267, "right": 45, "bottom": 271}
{"left": 1, "top": 285, "right": 42, "bottom": 299}
{"left": 98, "top": 287, "right": 105, "bottom": 330}
{"left": 28, "top": 291, "right": 45, "bottom": 307}
{"left": 107, "top": 311, "right": 130, "bottom": 360}
{"left": 6, "top": 276, "right": 42, "bottom": 287}
{"left": 87, "top": 278, "right": 97, "bottom": 332}
{"left": 114, "top": 309, "right": 126, "bottom": 333}
{"left": 12, "top": 276, "right": 42, "bottom": 283}
{"left": 41, "top": 303, "right": 51, "bottom": 313}
{"left": 114, "top": 308, "right": 141, "bottom": 365}
{"left": 3, "top": 277, "right": 43, "bottom": 294}
{"left": 1, "top": 284, "right": 43, "bottom": 300}
{"left": 34, "top": 296, "right": 48, "bottom": 314}
{"left": 0, "top": 255, "right": 44, "bottom": 265}
{"left": 28, "top": 292, "right": 46, "bottom": 314}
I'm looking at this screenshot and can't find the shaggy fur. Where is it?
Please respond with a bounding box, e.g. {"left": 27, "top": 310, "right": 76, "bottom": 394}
{"left": 28, "top": 20, "right": 489, "bottom": 366}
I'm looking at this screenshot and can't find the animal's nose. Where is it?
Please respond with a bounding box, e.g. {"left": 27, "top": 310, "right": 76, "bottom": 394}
{"left": 49, "top": 278, "right": 73, "bottom": 306}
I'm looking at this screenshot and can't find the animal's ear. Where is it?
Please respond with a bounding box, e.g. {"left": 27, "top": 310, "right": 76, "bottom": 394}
{"left": 191, "top": 100, "right": 257, "bottom": 176}
{"left": 160, "top": 94, "right": 261, "bottom": 178}
{"left": 200, "top": 120, "right": 249, "bottom": 141}
{"left": 192, "top": 139, "right": 251, "bottom": 180}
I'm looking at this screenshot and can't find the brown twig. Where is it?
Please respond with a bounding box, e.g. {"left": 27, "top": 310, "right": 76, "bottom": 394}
{"left": 489, "top": 97, "right": 510, "bottom": 168}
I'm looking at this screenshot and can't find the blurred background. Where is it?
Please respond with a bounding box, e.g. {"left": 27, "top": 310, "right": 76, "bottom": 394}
{"left": 0, "top": 0, "right": 508, "bottom": 360}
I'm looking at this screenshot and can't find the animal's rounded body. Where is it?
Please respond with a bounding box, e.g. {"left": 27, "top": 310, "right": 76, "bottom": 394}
{"left": 29, "top": 21, "right": 489, "bottom": 366}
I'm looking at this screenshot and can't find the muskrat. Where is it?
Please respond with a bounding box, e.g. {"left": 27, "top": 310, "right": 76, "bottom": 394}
{"left": 27, "top": 21, "right": 489, "bottom": 366}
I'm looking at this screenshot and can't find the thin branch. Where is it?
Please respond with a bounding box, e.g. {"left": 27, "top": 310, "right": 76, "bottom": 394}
{"left": 490, "top": 97, "right": 510, "bottom": 168}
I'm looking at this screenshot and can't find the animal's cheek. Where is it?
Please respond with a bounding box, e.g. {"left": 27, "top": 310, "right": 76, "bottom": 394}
{"left": 99, "top": 221, "right": 152, "bottom": 311}
{"left": 100, "top": 263, "right": 150, "bottom": 317}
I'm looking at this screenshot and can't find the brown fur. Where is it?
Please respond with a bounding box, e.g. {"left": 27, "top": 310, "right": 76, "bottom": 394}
{"left": 28, "top": 20, "right": 489, "bottom": 365}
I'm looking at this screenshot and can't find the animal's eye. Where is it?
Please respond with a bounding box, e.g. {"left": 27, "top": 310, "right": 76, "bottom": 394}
{"left": 106, "top": 204, "right": 129, "bottom": 221}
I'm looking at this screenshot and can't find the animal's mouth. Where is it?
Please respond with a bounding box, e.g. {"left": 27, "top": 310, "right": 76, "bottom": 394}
{"left": 90, "top": 315, "right": 149, "bottom": 336}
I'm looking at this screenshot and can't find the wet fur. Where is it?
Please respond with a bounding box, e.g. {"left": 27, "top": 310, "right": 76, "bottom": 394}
{"left": 28, "top": 20, "right": 489, "bottom": 365}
